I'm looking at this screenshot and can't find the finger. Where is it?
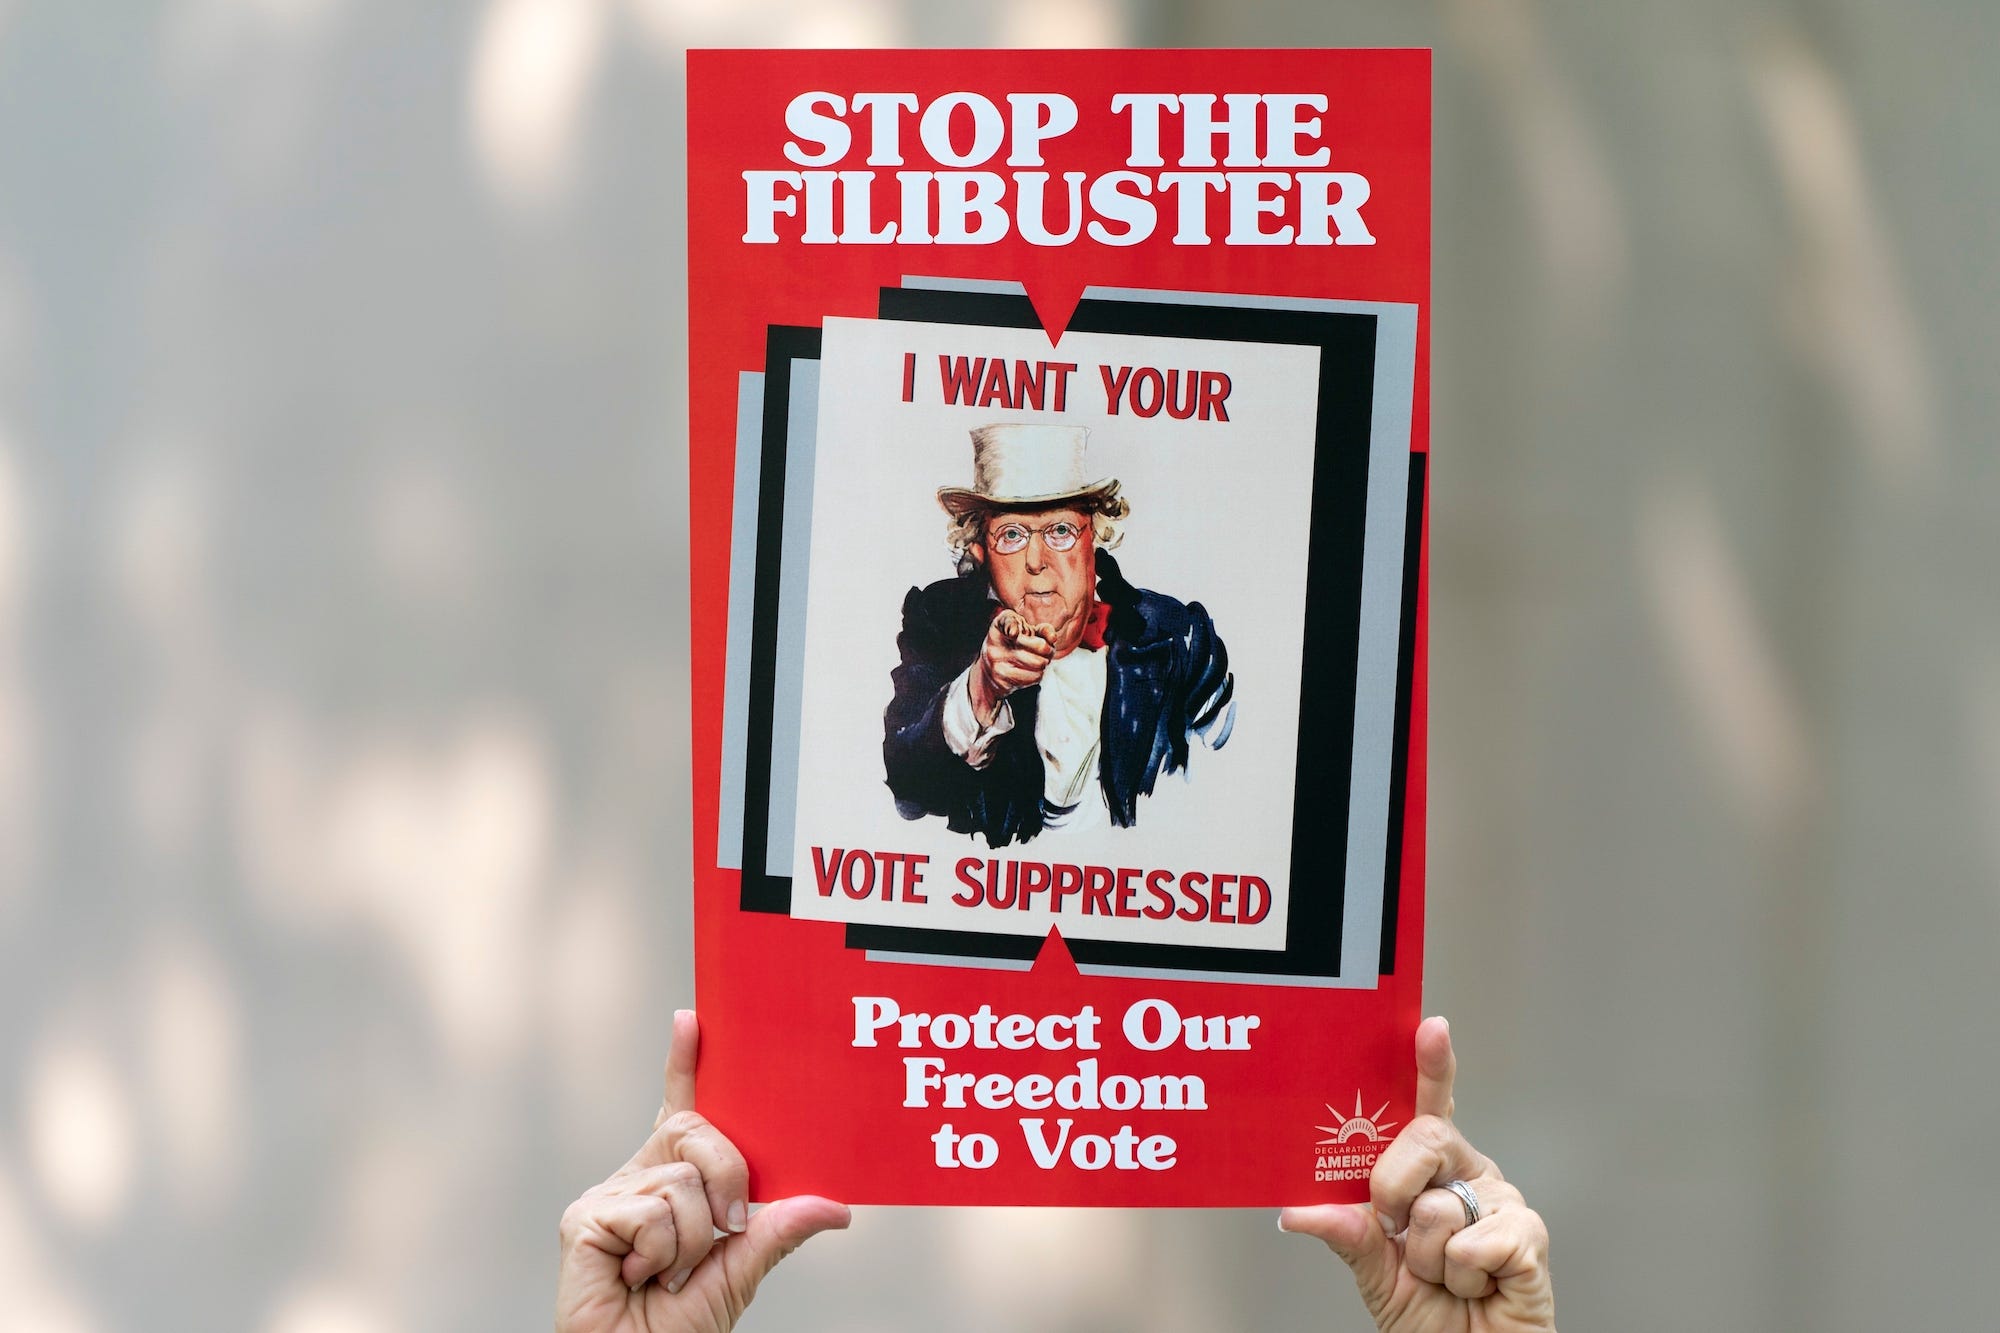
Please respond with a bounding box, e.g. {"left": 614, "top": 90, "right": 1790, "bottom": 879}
{"left": 643, "top": 1110, "right": 750, "bottom": 1236}
{"left": 1414, "top": 1015, "right": 1455, "bottom": 1120}
{"left": 1400, "top": 1184, "right": 1464, "bottom": 1280}
{"left": 1442, "top": 1238, "right": 1497, "bottom": 1301}
{"left": 1442, "top": 1207, "right": 1553, "bottom": 1316}
{"left": 1277, "top": 1204, "right": 1398, "bottom": 1320}
{"left": 992, "top": 612, "right": 1046, "bottom": 649}
{"left": 690, "top": 1196, "right": 851, "bottom": 1319}
{"left": 991, "top": 661, "right": 1046, "bottom": 689}
{"left": 659, "top": 1009, "right": 699, "bottom": 1126}
{"left": 617, "top": 1162, "right": 716, "bottom": 1290}
{"left": 615, "top": 1196, "right": 683, "bottom": 1291}
{"left": 1401, "top": 1186, "right": 1463, "bottom": 1286}
{"left": 1369, "top": 1115, "right": 1494, "bottom": 1235}
{"left": 1404, "top": 1174, "right": 1525, "bottom": 1287}
{"left": 558, "top": 1193, "right": 628, "bottom": 1299}
{"left": 562, "top": 1193, "right": 677, "bottom": 1291}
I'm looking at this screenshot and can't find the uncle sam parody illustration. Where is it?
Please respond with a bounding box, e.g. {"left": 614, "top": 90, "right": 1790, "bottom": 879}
{"left": 883, "top": 423, "right": 1236, "bottom": 848}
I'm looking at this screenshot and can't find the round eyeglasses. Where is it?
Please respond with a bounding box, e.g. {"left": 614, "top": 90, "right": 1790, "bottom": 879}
{"left": 987, "top": 518, "right": 1086, "bottom": 556}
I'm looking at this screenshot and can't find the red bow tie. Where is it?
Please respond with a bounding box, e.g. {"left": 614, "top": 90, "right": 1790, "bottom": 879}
{"left": 1078, "top": 599, "right": 1111, "bottom": 651}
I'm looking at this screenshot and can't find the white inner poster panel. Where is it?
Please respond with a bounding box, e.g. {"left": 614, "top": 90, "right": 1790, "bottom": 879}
{"left": 788, "top": 316, "right": 1322, "bottom": 951}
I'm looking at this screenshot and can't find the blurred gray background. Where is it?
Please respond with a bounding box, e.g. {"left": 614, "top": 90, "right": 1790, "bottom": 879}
{"left": 1, "top": 1, "right": 1993, "bottom": 1330}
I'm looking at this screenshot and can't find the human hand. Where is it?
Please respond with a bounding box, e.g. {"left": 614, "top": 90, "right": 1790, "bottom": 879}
{"left": 969, "top": 607, "right": 1055, "bottom": 724}
{"left": 555, "top": 1011, "right": 850, "bottom": 1333}
{"left": 1279, "top": 1019, "right": 1555, "bottom": 1333}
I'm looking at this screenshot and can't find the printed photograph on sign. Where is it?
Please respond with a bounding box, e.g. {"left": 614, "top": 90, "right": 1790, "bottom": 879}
{"left": 786, "top": 315, "right": 1321, "bottom": 952}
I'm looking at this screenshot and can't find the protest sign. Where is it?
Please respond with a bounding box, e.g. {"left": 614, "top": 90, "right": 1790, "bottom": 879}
{"left": 689, "top": 49, "right": 1429, "bottom": 1205}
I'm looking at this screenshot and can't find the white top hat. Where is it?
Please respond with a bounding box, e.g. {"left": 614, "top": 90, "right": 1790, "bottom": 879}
{"left": 936, "top": 423, "right": 1120, "bottom": 517}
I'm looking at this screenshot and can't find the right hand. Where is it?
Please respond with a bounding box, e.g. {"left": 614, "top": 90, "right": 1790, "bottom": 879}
{"left": 969, "top": 608, "right": 1055, "bottom": 724}
{"left": 1279, "top": 1018, "right": 1555, "bottom": 1333}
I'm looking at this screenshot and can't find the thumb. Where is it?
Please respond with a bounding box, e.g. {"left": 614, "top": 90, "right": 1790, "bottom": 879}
{"left": 1280, "top": 1203, "right": 1399, "bottom": 1314}
{"left": 696, "top": 1196, "right": 851, "bottom": 1320}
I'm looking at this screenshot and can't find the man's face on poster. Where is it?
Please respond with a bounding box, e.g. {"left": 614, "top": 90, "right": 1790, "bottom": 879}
{"left": 971, "top": 506, "right": 1096, "bottom": 650}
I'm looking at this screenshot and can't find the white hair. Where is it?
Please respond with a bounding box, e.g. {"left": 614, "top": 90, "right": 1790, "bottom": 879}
{"left": 946, "top": 491, "right": 1129, "bottom": 575}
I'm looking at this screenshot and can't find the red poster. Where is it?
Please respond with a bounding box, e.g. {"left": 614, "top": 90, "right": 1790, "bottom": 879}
{"left": 687, "top": 49, "right": 1429, "bottom": 1207}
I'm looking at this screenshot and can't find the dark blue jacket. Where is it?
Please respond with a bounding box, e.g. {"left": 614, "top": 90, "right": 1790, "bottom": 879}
{"left": 882, "top": 552, "right": 1234, "bottom": 847}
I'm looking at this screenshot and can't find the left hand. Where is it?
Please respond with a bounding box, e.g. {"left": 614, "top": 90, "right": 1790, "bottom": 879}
{"left": 555, "top": 1010, "right": 850, "bottom": 1332}
{"left": 1279, "top": 1018, "right": 1555, "bottom": 1333}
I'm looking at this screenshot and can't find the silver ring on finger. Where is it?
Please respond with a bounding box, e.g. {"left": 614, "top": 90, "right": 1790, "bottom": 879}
{"left": 1443, "top": 1179, "right": 1480, "bottom": 1227}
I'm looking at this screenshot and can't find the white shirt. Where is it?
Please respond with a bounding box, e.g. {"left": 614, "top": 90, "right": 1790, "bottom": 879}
{"left": 939, "top": 647, "right": 1111, "bottom": 832}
